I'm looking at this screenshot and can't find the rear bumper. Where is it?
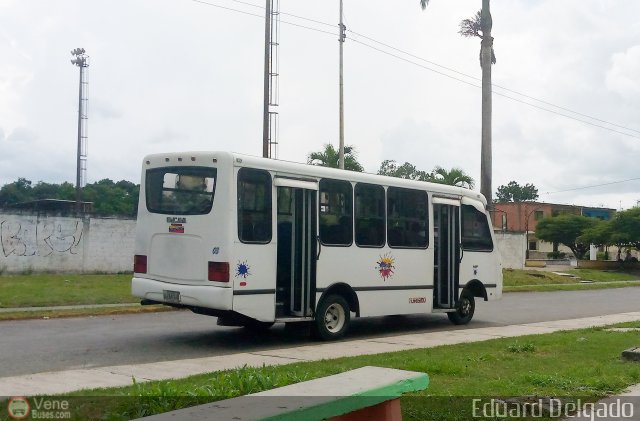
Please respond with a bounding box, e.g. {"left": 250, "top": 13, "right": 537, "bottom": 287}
{"left": 132, "top": 277, "right": 233, "bottom": 310}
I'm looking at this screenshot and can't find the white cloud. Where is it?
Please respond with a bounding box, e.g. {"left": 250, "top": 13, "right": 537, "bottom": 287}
{"left": 606, "top": 45, "right": 640, "bottom": 98}
{"left": 5, "top": 126, "right": 38, "bottom": 143}
{"left": 0, "top": 0, "right": 639, "bottom": 210}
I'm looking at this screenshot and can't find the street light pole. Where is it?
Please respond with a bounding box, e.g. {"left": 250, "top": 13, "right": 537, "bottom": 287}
{"left": 70, "top": 48, "right": 89, "bottom": 214}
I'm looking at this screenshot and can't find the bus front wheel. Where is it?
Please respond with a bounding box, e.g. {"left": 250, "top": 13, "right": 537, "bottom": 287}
{"left": 313, "top": 294, "right": 350, "bottom": 341}
{"left": 447, "top": 290, "right": 475, "bottom": 325}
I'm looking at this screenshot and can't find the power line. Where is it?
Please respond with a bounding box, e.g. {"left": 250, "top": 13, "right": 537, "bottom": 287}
{"left": 349, "top": 37, "right": 640, "bottom": 140}
{"left": 192, "top": 0, "right": 338, "bottom": 37}
{"left": 193, "top": 0, "right": 640, "bottom": 139}
{"left": 541, "top": 177, "right": 640, "bottom": 195}
{"left": 347, "top": 29, "right": 640, "bottom": 136}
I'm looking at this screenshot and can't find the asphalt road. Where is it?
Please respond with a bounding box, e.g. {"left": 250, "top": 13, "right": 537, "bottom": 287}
{"left": 1, "top": 288, "right": 639, "bottom": 378}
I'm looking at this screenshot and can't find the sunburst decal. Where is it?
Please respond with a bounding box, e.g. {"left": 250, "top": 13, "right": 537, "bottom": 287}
{"left": 376, "top": 253, "right": 395, "bottom": 281}
{"left": 235, "top": 261, "right": 251, "bottom": 279}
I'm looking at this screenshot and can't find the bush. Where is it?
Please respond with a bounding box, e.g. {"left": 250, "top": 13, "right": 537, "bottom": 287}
{"left": 547, "top": 251, "right": 567, "bottom": 259}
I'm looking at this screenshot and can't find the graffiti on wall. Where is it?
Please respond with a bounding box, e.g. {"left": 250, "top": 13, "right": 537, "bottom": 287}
{"left": 0, "top": 219, "right": 84, "bottom": 257}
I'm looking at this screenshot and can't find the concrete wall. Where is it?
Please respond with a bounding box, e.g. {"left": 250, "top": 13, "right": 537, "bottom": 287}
{"left": 1, "top": 211, "right": 526, "bottom": 273}
{"left": 0, "top": 212, "right": 135, "bottom": 274}
{"left": 494, "top": 231, "right": 526, "bottom": 269}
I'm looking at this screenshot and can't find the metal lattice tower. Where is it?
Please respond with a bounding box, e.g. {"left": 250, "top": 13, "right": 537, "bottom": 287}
{"left": 262, "top": 0, "right": 280, "bottom": 159}
{"left": 268, "top": 0, "right": 280, "bottom": 159}
{"left": 71, "top": 48, "right": 89, "bottom": 212}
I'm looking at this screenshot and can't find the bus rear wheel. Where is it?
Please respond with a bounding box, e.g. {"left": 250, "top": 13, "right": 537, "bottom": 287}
{"left": 447, "top": 290, "right": 475, "bottom": 325}
{"left": 313, "top": 294, "right": 350, "bottom": 341}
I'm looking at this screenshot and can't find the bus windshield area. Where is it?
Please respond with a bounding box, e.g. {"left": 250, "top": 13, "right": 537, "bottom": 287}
{"left": 146, "top": 166, "right": 217, "bottom": 215}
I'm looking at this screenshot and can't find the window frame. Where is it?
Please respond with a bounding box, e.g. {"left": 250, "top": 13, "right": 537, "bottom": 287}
{"left": 319, "top": 178, "right": 353, "bottom": 247}
{"left": 386, "top": 187, "right": 429, "bottom": 249}
{"left": 354, "top": 183, "right": 386, "bottom": 248}
{"left": 237, "top": 167, "right": 273, "bottom": 244}
{"left": 145, "top": 166, "right": 217, "bottom": 216}
{"left": 461, "top": 204, "right": 494, "bottom": 252}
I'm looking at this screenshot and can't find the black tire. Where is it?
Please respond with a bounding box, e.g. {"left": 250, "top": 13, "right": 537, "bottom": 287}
{"left": 447, "top": 290, "right": 475, "bottom": 325}
{"left": 313, "top": 294, "right": 350, "bottom": 341}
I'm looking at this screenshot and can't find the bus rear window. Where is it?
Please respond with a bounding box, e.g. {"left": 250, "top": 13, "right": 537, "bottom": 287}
{"left": 146, "top": 167, "right": 217, "bottom": 215}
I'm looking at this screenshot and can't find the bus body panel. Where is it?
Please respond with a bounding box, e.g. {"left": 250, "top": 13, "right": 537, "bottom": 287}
{"left": 316, "top": 245, "right": 434, "bottom": 317}
{"left": 230, "top": 242, "right": 278, "bottom": 322}
{"left": 132, "top": 276, "right": 233, "bottom": 310}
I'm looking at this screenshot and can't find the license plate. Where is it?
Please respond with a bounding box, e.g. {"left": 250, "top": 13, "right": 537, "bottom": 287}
{"left": 163, "top": 290, "right": 181, "bottom": 303}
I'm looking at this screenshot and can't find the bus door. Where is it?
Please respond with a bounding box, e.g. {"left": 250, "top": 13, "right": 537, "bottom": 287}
{"left": 275, "top": 178, "right": 318, "bottom": 318}
{"left": 432, "top": 198, "right": 461, "bottom": 309}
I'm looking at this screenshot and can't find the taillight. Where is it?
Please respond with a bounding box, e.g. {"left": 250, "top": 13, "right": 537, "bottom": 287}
{"left": 134, "top": 255, "right": 147, "bottom": 273}
{"left": 208, "top": 262, "right": 229, "bottom": 282}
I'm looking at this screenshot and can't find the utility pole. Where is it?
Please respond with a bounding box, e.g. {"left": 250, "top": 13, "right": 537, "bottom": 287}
{"left": 338, "top": 0, "right": 346, "bottom": 169}
{"left": 70, "top": 48, "right": 89, "bottom": 214}
{"left": 262, "top": 0, "right": 280, "bottom": 159}
{"left": 262, "top": 0, "right": 271, "bottom": 158}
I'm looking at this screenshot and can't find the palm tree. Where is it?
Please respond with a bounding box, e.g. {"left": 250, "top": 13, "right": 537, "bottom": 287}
{"left": 420, "top": 0, "right": 494, "bottom": 203}
{"left": 431, "top": 166, "right": 475, "bottom": 189}
{"left": 307, "top": 144, "right": 364, "bottom": 172}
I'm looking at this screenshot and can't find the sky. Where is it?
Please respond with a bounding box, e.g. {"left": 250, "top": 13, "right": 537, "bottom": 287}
{"left": 0, "top": 0, "right": 639, "bottom": 210}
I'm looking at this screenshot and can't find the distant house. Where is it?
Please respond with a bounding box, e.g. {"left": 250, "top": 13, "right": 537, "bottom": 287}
{"left": 491, "top": 202, "right": 615, "bottom": 259}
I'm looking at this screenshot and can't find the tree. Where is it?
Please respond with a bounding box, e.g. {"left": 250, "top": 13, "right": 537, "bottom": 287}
{"left": 421, "top": 0, "right": 495, "bottom": 203}
{"left": 578, "top": 219, "right": 612, "bottom": 248}
{"left": 535, "top": 214, "right": 597, "bottom": 259}
{"left": 377, "top": 160, "right": 431, "bottom": 181}
{"left": 495, "top": 181, "right": 539, "bottom": 203}
{"left": 0, "top": 178, "right": 33, "bottom": 205}
{"left": 607, "top": 207, "right": 640, "bottom": 251}
{"left": 431, "top": 166, "right": 475, "bottom": 189}
{"left": 0, "top": 178, "right": 139, "bottom": 216}
{"left": 307, "top": 144, "right": 364, "bottom": 172}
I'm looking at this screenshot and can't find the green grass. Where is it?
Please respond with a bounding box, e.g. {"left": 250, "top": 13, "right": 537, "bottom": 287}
{"left": 504, "top": 280, "right": 640, "bottom": 292}
{"left": 503, "top": 268, "right": 640, "bottom": 292}
{"left": 0, "top": 305, "right": 175, "bottom": 321}
{"left": 0, "top": 273, "right": 135, "bottom": 308}
{"left": 503, "top": 269, "right": 577, "bottom": 286}
{"left": 39, "top": 323, "right": 640, "bottom": 421}
{"left": 567, "top": 269, "right": 640, "bottom": 282}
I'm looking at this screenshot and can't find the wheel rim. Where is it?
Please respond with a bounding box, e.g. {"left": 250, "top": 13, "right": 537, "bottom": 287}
{"left": 460, "top": 297, "right": 471, "bottom": 316}
{"left": 324, "top": 303, "right": 345, "bottom": 333}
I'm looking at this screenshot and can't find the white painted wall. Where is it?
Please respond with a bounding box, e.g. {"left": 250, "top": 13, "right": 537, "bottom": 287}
{"left": 494, "top": 231, "right": 526, "bottom": 270}
{"left": 0, "top": 212, "right": 135, "bottom": 274}
{"left": 1, "top": 211, "right": 524, "bottom": 274}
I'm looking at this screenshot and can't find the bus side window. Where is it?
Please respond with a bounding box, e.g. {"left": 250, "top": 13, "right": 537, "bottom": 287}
{"left": 461, "top": 205, "right": 493, "bottom": 251}
{"left": 237, "top": 168, "right": 272, "bottom": 244}
{"left": 319, "top": 179, "right": 353, "bottom": 246}
{"left": 355, "top": 183, "right": 385, "bottom": 247}
{"left": 387, "top": 187, "right": 428, "bottom": 249}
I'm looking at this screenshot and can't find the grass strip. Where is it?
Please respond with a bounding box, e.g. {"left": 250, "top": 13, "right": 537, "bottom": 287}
{"left": 0, "top": 273, "right": 133, "bottom": 308}
{"left": 567, "top": 268, "right": 640, "bottom": 282}
{"left": 20, "top": 321, "right": 638, "bottom": 420}
{"left": 504, "top": 280, "right": 640, "bottom": 293}
{"left": 0, "top": 305, "right": 174, "bottom": 321}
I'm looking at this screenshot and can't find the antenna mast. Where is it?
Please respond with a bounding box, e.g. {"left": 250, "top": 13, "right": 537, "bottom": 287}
{"left": 71, "top": 48, "right": 89, "bottom": 213}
